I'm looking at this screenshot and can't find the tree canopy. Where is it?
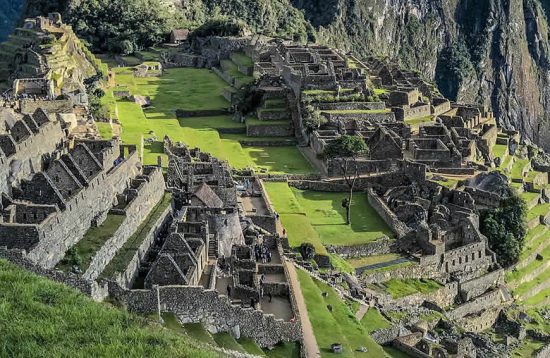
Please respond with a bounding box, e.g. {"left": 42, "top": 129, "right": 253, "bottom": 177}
{"left": 480, "top": 190, "right": 527, "bottom": 267}
{"left": 66, "top": 0, "right": 181, "bottom": 54}
{"left": 323, "top": 135, "right": 368, "bottom": 159}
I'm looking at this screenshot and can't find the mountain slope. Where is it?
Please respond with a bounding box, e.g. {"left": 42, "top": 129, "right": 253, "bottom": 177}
{"left": 2, "top": 0, "right": 550, "bottom": 148}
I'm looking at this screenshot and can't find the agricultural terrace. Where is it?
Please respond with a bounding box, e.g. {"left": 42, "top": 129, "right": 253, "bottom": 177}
{"left": 102, "top": 67, "right": 313, "bottom": 174}
{"left": 264, "top": 182, "right": 393, "bottom": 255}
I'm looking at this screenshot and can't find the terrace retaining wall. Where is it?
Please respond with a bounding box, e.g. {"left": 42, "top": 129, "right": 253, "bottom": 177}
{"left": 108, "top": 283, "right": 302, "bottom": 347}
{"left": 83, "top": 169, "right": 166, "bottom": 280}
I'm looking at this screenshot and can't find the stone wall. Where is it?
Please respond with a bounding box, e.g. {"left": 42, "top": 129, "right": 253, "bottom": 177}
{"left": 458, "top": 269, "right": 503, "bottom": 301}
{"left": 316, "top": 101, "right": 385, "bottom": 111}
{"left": 288, "top": 180, "right": 349, "bottom": 192}
{"left": 447, "top": 288, "right": 502, "bottom": 321}
{"left": 23, "top": 149, "right": 142, "bottom": 268}
{"left": 393, "top": 104, "right": 431, "bottom": 122}
{"left": 327, "top": 237, "right": 395, "bottom": 258}
{"left": 392, "top": 340, "right": 430, "bottom": 358}
{"left": 0, "top": 248, "right": 108, "bottom": 300}
{"left": 394, "top": 282, "right": 458, "bottom": 308}
{"left": 20, "top": 99, "right": 73, "bottom": 114}
{"left": 0, "top": 117, "right": 64, "bottom": 195}
{"left": 112, "top": 204, "right": 173, "bottom": 288}
{"left": 246, "top": 123, "right": 292, "bottom": 137}
{"left": 83, "top": 168, "right": 166, "bottom": 280}
{"left": 359, "top": 262, "right": 441, "bottom": 285}
{"left": 367, "top": 188, "right": 411, "bottom": 239}
{"left": 326, "top": 158, "right": 394, "bottom": 177}
{"left": 109, "top": 284, "right": 302, "bottom": 347}
{"left": 323, "top": 111, "right": 395, "bottom": 123}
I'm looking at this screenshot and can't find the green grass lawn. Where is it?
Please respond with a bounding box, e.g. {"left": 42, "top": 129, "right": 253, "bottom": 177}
{"left": 373, "top": 279, "right": 442, "bottom": 299}
{"left": 100, "top": 193, "right": 171, "bottom": 279}
{"left": 348, "top": 254, "right": 402, "bottom": 268}
{"left": 212, "top": 332, "right": 247, "bottom": 353}
{"left": 296, "top": 268, "right": 386, "bottom": 357}
{"left": 511, "top": 158, "right": 530, "bottom": 179}
{"left": 106, "top": 67, "right": 313, "bottom": 174}
{"left": 405, "top": 115, "right": 434, "bottom": 126}
{"left": 55, "top": 214, "right": 125, "bottom": 273}
{"left": 492, "top": 144, "right": 508, "bottom": 159}
{"left": 95, "top": 121, "right": 113, "bottom": 139}
{"left": 360, "top": 308, "right": 391, "bottom": 333}
{"left": 264, "top": 182, "right": 393, "bottom": 255}
{"left": 0, "top": 259, "right": 215, "bottom": 357}
{"left": 291, "top": 189, "right": 393, "bottom": 246}
{"left": 527, "top": 203, "right": 550, "bottom": 222}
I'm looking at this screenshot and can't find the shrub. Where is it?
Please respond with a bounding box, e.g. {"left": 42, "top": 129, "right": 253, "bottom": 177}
{"left": 480, "top": 189, "right": 527, "bottom": 266}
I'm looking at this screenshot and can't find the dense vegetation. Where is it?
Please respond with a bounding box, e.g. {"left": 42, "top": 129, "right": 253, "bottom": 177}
{"left": 66, "top": 0, "right": 181, "bottom": 54}
{"left": 0, "top": 259, "right": 215, "bottom": 357}
{"left": 480, "top": 190, "right": 527, "bottom": 266}
{"left": 0, "top": 0, "right": 25, "bottom": 41}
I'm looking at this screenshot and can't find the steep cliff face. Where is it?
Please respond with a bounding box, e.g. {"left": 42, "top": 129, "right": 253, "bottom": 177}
{"left": 293, "top": 0, "right": 550, "bottom": 147}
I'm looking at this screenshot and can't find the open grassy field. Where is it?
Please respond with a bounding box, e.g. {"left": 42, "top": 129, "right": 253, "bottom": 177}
{"left": 264, "top": 182, "right": 393, "bottom": 251}
{"left": 0, "top": 259, "right": 215, "bottom": 357}
{"left": 105, "top": 67, "right": 313, "bottom": 174}
{"left": 296, "top": 268, "right": 386, "bottom": 357}
{"left": 292, "top": 189, "right": 393, "bottom": 246}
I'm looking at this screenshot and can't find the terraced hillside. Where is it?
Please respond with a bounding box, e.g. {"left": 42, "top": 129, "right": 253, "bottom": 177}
{"left": 101, "top": 53, "right": 313, "bottom": 174}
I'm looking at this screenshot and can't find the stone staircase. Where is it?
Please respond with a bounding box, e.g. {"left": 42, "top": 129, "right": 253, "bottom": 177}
{"left": 208, "top": 234, "right": 218, "bottom": 258}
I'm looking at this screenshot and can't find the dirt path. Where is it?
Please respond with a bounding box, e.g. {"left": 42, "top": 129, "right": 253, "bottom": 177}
{"left": 285, "top": 262, "right": 321, "bottom": 358}
{"left": 276, "top": 217, "right": 320, "bottom": 357}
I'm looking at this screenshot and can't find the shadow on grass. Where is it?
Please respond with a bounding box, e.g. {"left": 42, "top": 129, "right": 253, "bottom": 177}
{"left": 144, "top": 141, "right": 164, "bottom": 154}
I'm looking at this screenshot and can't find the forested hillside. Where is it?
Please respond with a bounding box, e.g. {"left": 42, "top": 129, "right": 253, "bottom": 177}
{"left": 2, "top": 0, "right": 550, "bottom": 149}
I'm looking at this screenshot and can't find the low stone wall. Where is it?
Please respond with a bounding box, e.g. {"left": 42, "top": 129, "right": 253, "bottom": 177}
{"left": 111, "top": 204, "right": 173, "bottom": 288}
{"left": 323, "top": 111, "right": 396, "bottom": 123}
{"left": 20, "top": 99, "right": 73, "bottom": 114}
{"left": 456, "top": 306, "right": 501, "bottom": 333}
{"left": 0, "top": 248, "right": 108, "bottom": 300}
{"left": 447, "top": 289, "right": 502, "bottom": 321}
{"left": 359, "top": 262, "right": 440, "bottom": 285}
{"left": 393, "top": 104, "right": 431, "bottom": 122}
{"left": 327, "top": 237, "right": 394, "bottom": 258}
{"left": 83, "top": 169, "right": 166, "bottom": 280}
{"left": 459, "top": 269, "right": 503, "bottom": 301}
{"left": 392, "top": 340, "right": 430, "bottom": 358}
{"left": 367, "top": 188, "right": 410, "bottom": 239}
{"left": 371, "top": 325, "right": 401, "bottom": 345}
{"left": 288, "top": 180, "right": 349, "bottom": 192}
{"left": 394, "top": 282, "right": 458, "bottom": 308}
{"left": 109, "top": 284, "right": 302, "bottom": 347}
{"left": 249, "top": 215, "right": 277, "bottom": 234}
{"left": 246, "top": 123, "right": 292, "bottom": 137}
{"left": 432, "top": 167, "right": 476, "bottom": 175}
{"left": 316, "top": 101, "right": 386, "bottom": 111}
{"left": 176, "top": 109, "right": 228, "bottom": 118}
{"left": 326, "top": 158, "right": 394, "bottom": 177}
{"left": 239, "top": 139, "right": 296, "bottom": 147}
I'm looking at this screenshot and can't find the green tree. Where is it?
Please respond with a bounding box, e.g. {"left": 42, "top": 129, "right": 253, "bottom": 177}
{"left": 323, "top": 135, "right": 368, "bottom": 225}
{"left": 480, "top": 190, "right": 527, "bottom": 266}
{"left": 66, "top": 0, "right": 181, "bottom": 53}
